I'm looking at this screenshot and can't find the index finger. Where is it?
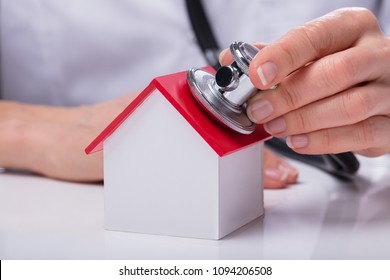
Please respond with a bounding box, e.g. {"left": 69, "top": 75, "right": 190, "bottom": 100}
{"left": 248, "top": 8, "right": 380, "bottom": 89}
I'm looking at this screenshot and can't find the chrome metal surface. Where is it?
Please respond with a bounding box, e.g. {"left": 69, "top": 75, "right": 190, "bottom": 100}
{"left": 187, "top": 68, "right": 255, "bottom": 134}
{"left": 223, "top": 75, "right": 258, "bottom": 107}
{"left": 230, "top": 42, "right": 259, "bottom": 75}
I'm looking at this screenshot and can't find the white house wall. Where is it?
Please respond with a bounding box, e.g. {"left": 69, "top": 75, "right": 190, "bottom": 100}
{"left": 218, "top": 143, "right": 264, "bottom": 238}
{"left": 104, "top": 90, "right": 220, "bottom": 239}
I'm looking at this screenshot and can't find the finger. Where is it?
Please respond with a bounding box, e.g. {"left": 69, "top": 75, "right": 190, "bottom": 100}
{"left": 247, "top": 43, "right": 382, "bottom": 124}
{"left": 248, "top": 8, "right": 380, "bottom": 89}
{"left": 264, "top": 83, "right": 389, "bottom": 137}
{"left": 263, "top": 148, "right": 298, "bottom": 188}
{"left": 219, "top": 43, "right": 268, "bottom": 66}
{"left": 285, "top": 116, "right": 390, "bottom": 156}
{"left": 219, "top": 48, "right": 234, "bottom": 66}
{"left": 263, "top": 169, "right": 289, "bottom": 189}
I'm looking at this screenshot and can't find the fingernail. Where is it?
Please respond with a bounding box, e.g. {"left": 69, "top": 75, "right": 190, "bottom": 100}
{"left": 264, "top": 117, "right": 286, "bottom": 134}
{"left": 264, "top": 167, "right": 288, "bottom": 182}
{"left": 286, "top": 135, "right": 309, "bottom": 149}
{"left": 257, "top": 62, "right": 277, "bottom": 86}
{"left": 248, "top": 99, "right": 273, "bottom": 122}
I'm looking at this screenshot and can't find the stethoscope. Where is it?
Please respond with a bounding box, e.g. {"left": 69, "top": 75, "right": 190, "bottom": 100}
{"left": 187, "top": 41, "right": 360, "bottom": 178}
{"left": 187, "top": 41, "right": 258, "bottom": 134}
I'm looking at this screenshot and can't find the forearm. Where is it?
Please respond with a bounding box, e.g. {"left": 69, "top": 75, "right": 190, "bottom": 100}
{"left": 0, "top": 94, "right": 137, "bottom": 181}
{"left": 0, "top": 101, "right": 38, "bottom": 171}
{"left": 0, "top": 101, "right": 78, "bottom": 175}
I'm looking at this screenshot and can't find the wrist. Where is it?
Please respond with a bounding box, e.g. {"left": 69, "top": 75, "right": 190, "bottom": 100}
{"left": 0, "top": 102, "right": 49, "bottom": 172}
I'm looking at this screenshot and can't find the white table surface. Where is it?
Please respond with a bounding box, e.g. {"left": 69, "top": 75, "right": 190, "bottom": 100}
{"left": 1, "top": 155, "right": 390, "bottom": 260}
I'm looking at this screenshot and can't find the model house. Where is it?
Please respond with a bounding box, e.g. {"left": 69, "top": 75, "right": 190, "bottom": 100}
{"left": 85, "top": 69, "right": 270, "bottom": 239}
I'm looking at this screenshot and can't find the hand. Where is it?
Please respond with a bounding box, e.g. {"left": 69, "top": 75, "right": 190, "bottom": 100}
{"left": 263, "top": 148, "right": 298, "bottom": 189}
{"left": 0, "top": 94, "right": 137, "bottom": 182}
{"left": 245, "top": 8, "right": 390, "bottom": 157}
{"left": 0, "top": 95, "right": 297, "bottom": 187}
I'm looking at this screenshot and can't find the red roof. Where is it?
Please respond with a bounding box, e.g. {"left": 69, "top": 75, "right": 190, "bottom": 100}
{"left": 85, "top": 68, "right": 270, "bottom": 156}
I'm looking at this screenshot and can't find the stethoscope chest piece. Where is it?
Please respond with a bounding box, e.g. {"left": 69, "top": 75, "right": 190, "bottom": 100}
{"left": 187, "top": 42, "right": 259, "bottom": 134}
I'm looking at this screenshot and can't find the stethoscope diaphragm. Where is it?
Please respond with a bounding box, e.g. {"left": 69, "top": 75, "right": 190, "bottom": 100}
{"left": 187, "top": 42, "right": 259, "bottom": 134}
